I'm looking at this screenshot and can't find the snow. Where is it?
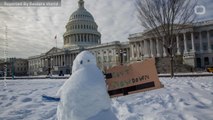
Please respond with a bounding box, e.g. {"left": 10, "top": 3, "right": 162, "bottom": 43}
{"left": 56, "top": 51, "right": 117, "bottom": 120}
{"left": 0, "top": 79, "right": 63, "bottom": 120}
{"left": 71, "top": 51, "right": 97, "bottom": 73}
{"left": 0, "top": 77, "right": 213, "bottom": 120}
{"left": 112, "top": 77, "right": 213, "bottom": 120}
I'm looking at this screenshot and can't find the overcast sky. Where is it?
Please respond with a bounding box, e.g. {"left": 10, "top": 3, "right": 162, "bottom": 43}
{"left": 0, "top": 0, "right": 212, "bottom": 58}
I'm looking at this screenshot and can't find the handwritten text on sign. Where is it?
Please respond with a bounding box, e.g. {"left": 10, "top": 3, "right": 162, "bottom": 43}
{"left": 106, "top": 58, "right": 163, "bottom": 91}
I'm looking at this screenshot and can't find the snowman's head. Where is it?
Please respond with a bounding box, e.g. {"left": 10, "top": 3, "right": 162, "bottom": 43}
{"left": 72, "top": 51, "right": 97, "bottom": 73}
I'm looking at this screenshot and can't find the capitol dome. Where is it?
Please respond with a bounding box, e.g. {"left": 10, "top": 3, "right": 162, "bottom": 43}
{"left": 63, "top": 0, "right": 101, "bottom": 48}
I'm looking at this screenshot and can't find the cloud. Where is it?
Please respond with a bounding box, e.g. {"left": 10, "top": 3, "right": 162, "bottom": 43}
{"left": 0, "top": 0, "right": 212, "bottom": 58}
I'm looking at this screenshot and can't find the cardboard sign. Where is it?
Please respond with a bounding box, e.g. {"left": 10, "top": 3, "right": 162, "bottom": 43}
{"left": 106, "top": 58, "right": 163, "bottom": 97}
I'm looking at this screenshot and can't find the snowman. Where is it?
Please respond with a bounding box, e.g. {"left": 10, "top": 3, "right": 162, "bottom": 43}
{"left": 56, "top": 51, "right": 118, "bottom": 120}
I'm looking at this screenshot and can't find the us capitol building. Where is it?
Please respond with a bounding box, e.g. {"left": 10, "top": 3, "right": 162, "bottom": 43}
{"left": 28, "top": 0, "right": 213, "bottom": 75}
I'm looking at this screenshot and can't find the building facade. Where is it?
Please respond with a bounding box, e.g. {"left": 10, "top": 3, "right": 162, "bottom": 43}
{"left": 0, "top": 58, "right": 28, "bottom": 76}
{"left": 28, "top": 0, "right": 128, "bottom": 75}
{"left": 129, "top": 21, "right": 213, "bottom": 69}
{"left": 28, "top": 0, "right": 213, "bottom": 75}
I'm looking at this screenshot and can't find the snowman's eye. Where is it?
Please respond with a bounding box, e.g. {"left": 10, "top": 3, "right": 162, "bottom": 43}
{"left": 88, "top": 60, "right": 90, "bottom": 62}
{"left": 80, "top": 60, "right": 83, "bottom": 64}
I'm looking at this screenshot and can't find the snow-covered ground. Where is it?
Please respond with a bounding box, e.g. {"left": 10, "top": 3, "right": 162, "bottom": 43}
{"left": 0, "top": 77, "right": 213, "bottom": 120}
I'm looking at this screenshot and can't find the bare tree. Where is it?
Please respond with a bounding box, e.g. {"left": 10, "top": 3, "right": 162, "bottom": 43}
{"left": 135, "top": 0, "right": 197, "bottom": 77}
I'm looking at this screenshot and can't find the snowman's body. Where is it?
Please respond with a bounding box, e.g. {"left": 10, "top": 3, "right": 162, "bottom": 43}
{"left": 56, "top": 51, "right": 117, "bottom": 120}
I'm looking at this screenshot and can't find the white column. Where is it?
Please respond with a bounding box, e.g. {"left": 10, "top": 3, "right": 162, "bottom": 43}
{"left": 122, "top": 49, "right": 125, "bottom": 63}
{"left": 76, "top": 34, "right": 78, "bottom": 42}
{"left": 133, "top": 43, "right": 136, "bottom": 59}
{"left": 43, "top": 59, "right": 45, "bottom": 67}
{"left": 176, "top": 35, "right": 181, "bottom": 55}
{"left": 150, "top": 39, "right": 153, "bottom": 57}
{"left": 58, "top": 55, "right": 60, "bottom": 66}
{"left": 58, "top": 56, "right": 60, "bottom": 66}
{"left": 140, "top": 41, "right": 143, "bottom": 57}
{"left": 207, "top": 31, "right": 212, "bottom": 53}
{"left": 40, "top": 59, "right": 42, "bottom": 67}
{"left": 71, "top": 35, "right": 73, "bottom": 43}
{"left": 50, "top": 57, "right": 53, "bottom": 68}
{"left": 70, "top": 36, "right": 72, "bottom": 43}
{"left": 140, "top": 41, "right": 143, "bottom": 59}
{"left": 144, "top": 40, "right": 149, "bottom": 58}
{"left": 127, "top": 48, "right": 130, "bottom": 62}
{"left": 61, "top": 55, "right": 63, "bottom": 66}
{"left": 153, "top": 38, "right": 156, "bottom": 57}
{"left": 88, "top": 34, "right": 90, "bottom": 42}
{"left": 60, "top": 55, "right": 62, "bottom": 66}
{"left": 88, "top": 34, "right": 91, "bottom": 42}
{"left": 156, "top": 38, "right": 161, "bottom": 57}
{"left": 67, "top": 54, "right": 69, "bottom": 65}
{"left": 77, "top": 34, "right": 79, "bottom": 42}
{"left": 199, "top": 32, "right": 203, "bottom": 53}
{"left": 53, "top": 56, "right": 55, "bottom": 66}
{"left": 80, "top": 34, "right": 82, "bottom": 42}
{"left": 163, "top": 37, "right": 167, "bottom": 57}
{"left": 64, "top": 54, "right": 66, "bottom": 66}
{"left": 52, "top": 56, "right": 55, "bottom": 66}
{"left": 183, "top": 33, "right": 188, "bottom": 53}
{"left": 57, "top": 55, "right": 59, "bottom": 66}
{"left": 191, "top": 32, "right": 195, "bottom": 52}
{"left": 85, "top": 34, "right": 88, "bottom": 42}
{"left": 132, "top": 43, "right": 134, "bottom": 59}
{"left": 55, "top": 56, "right": 57, "bottom": 66}
{"left": 137, "top": 42, "right": 140, "bottom": 58}
{"left": 84, "top": 34, "right": 86, "bottom": 42}
{"left": 131, "top": 44, "right": 134, "bottom": 60}
{"left": 91, "top": 35, "right": 94, "bottom": 41}
{"left": 81, "top": 34, "right": 83, "bottom": 42}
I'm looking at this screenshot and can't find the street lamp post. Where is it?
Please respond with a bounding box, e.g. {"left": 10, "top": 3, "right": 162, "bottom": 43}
{"left": 116, "top": 49, "right": 128, "bottom": 95}
{"left": 119, "top": 49, "right": 127, "bottom": 65}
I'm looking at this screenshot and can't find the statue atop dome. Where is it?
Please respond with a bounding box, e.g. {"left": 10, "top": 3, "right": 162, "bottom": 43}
{"left": 78, "top": 0, "right": 84, "bottom": 8}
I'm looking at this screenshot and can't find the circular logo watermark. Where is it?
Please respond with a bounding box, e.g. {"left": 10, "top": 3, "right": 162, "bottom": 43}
{"left": 194, "top": 5, "right": 206, "bottom": 15}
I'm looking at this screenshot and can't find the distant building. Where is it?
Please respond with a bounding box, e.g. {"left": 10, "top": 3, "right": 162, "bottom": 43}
{"left": 0, "top": 58, "right": 28, "bottom": 77}
{"left": 13, "top": 58, "right": 28, "bottom": 76}
{"left": 28, "top": 0, "right": 129, "bottom": 75}
{"left": 28, "top": 0, "right": 213, "bottom": 75}
{"left": 129, "top": 21, "right": 213, "bottom": 70}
